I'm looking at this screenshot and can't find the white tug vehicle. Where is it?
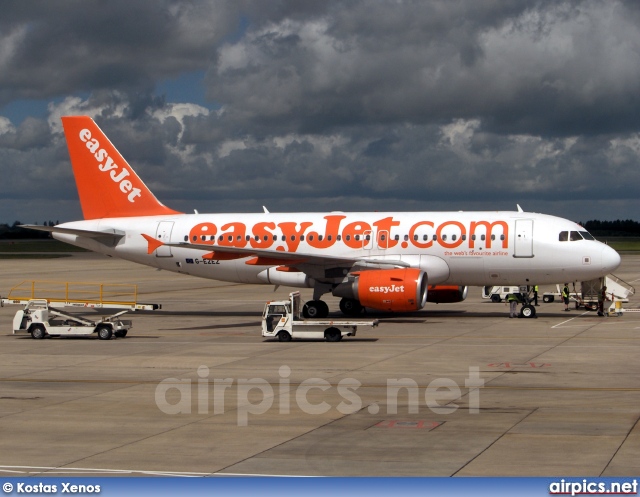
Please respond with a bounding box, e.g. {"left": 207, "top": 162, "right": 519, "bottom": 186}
{"left": 262, "top": 292, "right": 378, "bottom": 342}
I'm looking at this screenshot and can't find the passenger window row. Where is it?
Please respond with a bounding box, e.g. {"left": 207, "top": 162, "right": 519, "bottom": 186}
{"left": 183, "top": 232, "right": 507, "bottom": 243}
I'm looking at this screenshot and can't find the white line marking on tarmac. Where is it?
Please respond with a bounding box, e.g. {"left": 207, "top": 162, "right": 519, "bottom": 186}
{"left": 551, "top": 311, "right": 591, "bottom": 328}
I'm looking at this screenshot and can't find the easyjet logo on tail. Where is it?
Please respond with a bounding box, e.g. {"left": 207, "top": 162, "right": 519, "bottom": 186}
{"left": 79, "top": 129, "right": 142, "bottom": 203}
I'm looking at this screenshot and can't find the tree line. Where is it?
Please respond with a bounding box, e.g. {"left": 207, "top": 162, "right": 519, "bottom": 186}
{"left": 0, "top": 221, "right": 57, "bottom": 240}
{"left": 579, "top": 219, "right": 640, "bottom": 237}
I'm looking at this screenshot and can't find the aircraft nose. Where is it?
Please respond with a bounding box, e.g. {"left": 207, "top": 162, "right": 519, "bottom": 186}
{"left": 601, "top": 245, "right": 621, "bottom": 272}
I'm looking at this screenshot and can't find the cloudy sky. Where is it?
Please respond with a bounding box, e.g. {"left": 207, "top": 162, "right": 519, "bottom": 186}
{"left": 1, "top": 0, "right": 639, "bottom": 225}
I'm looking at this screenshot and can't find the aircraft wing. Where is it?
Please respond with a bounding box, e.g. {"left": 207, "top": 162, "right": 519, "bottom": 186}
{"left": 164, "top": 240, "right": 410, "bottom": 269}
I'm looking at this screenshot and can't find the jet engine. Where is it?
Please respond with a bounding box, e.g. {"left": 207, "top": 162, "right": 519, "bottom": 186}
{"left": 426, "top": 285, "right": 468, "bottom": 303}
{"left": 332, "top": 268, "right": 428, "bottom": 312}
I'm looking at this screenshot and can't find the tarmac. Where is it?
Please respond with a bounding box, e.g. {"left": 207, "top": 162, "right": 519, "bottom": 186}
{"left": 0, "top": 251, "right": 638, "bottom": 477}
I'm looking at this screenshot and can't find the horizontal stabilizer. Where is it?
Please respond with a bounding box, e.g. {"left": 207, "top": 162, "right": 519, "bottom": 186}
{"left": 21, "top": 225, "right": 125, "bottom": 241}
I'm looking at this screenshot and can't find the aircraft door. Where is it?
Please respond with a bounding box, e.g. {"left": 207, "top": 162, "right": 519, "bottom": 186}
{"left": 155, "top": 221, "right": 174, "bottom": 257}
{"left": 514, "top": 219, "right": 534, "bottom": 258}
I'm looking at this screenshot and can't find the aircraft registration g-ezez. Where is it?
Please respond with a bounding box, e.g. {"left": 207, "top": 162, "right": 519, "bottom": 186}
{"left": 27, "top": 116, "right": 621, "bottom": 318}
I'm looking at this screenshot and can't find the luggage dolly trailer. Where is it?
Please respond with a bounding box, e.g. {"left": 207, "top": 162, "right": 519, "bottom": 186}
{"left": 12, "top": 299, "right": 131, "bottom": 340}
{"left": 262, "top": 292, "right": 379, "bottom": 342}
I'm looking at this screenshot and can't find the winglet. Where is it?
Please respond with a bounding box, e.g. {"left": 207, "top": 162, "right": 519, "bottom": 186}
{"left": 142, "top": 234, "right": 165, "bottom": 254}
{"left": 61, "top": 116, "right": 181, "bottom": 219}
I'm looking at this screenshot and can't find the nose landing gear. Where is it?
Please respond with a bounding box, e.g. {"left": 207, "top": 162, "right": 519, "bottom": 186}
{"left": 519, "top": 304, "right": 536, "bottom": 318}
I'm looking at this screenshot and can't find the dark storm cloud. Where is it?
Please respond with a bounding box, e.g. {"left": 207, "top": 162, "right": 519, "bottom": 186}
{"left": 0, "top": 117, "right": 51, "bottom": 149}
{"left": 209, "top": 0, "right": 640, "bottom": 137}
{"left": 1, "top": 0, "right": 640, "bottom": 223}
{"left": 0, "top": 0, "right": 240, "bottom": 104}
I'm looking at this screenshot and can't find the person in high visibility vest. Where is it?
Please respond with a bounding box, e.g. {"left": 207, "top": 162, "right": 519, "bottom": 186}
{"left": 533, "top": 285, "right": 539, "bottom": 306}
{"left": 506, "top": 293, "right": 521, "bottom": 318}
{"left": 562, "top": 283, "right": 570, "bottom": 311}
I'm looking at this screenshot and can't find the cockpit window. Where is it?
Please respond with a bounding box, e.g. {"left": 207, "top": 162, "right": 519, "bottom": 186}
{"left": 559, "top": 231, "right": 568, "bottom": 241}
{"left": 580, "top": 231, "right": 595, "bottom": 240}
{"left": 570, "top": 231, "right": 583, "bottom": 241}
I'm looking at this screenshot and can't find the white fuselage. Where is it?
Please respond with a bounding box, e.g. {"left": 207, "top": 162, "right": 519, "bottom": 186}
{"left": 53, "top": 210, "right": 621, "bottom": 288}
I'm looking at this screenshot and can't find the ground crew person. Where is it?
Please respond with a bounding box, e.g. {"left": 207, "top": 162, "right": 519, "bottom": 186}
{"left": 506, "top": 292, "right": 521, "bottom": 318}
{"left": 597, "top": 285, "right": 607, "bottom": 316}
{"left": 533, "top": 285, "right": 539, "bottom": 306}
{"left": 562, "top": 283, "right": 570, "bottom": 311}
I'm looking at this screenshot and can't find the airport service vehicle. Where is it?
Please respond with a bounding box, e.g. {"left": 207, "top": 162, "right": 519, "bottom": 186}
{"left": 262, "top": 292, "right": 378, "bottom": 342}
{"left": 25, "top": 117, "right": 621, "bottom": 320}
{"left": 13, "top": 299, "right": 131, "bottom": 339}
{"left": 482, "top": 285, "right": 523, "bottom": 303}
{"left": 482, "top": 285, "right": 539, "bottom": 317}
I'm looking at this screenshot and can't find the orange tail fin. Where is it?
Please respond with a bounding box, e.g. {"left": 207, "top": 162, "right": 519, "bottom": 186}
{"left": 61, "top": 116, "right": 181, "bottom": 220}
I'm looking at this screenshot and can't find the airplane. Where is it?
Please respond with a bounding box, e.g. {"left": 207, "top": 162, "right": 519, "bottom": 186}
{"left": 25, "top": 116, "right": 621, "bottom": 319}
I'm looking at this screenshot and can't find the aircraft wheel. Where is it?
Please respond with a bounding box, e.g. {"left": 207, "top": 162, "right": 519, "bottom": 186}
{"left": 325, "top": 327, "right": 342, "bottom": 342}
{"left": 303, "top": 300, "right": 329, "bottom": 319}
{"left": 278, "top": 331, "right": 292, "bottom": 342}
{"left": 519, "top": 304, "right": 536, "bottom": 318}
{"left": 97, "top": 325, "right": 113, "bottom": 340}
{"left": 339, "top": 298, "right": 363, "bottom": 316}
{"left": 30, "top": 325, "right": 46, "bottom": 339}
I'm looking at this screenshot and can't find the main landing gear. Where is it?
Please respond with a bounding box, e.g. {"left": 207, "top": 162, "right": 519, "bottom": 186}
{"left": 302, "top": 300, "right": 329, "bottom": 319}
{"left": 339, "top": 298, "right": 363, "bottom": 316}
{"left": 302, "top": 298, "right": 365, "bottom": 318}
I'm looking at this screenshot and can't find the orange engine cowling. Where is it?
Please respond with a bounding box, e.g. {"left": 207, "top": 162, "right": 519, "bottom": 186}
{"left": 333, "top": 268, "right": 428, "bottom": 312}
{"left": 426, "top": 285, "right": 468, "bottom": 303}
